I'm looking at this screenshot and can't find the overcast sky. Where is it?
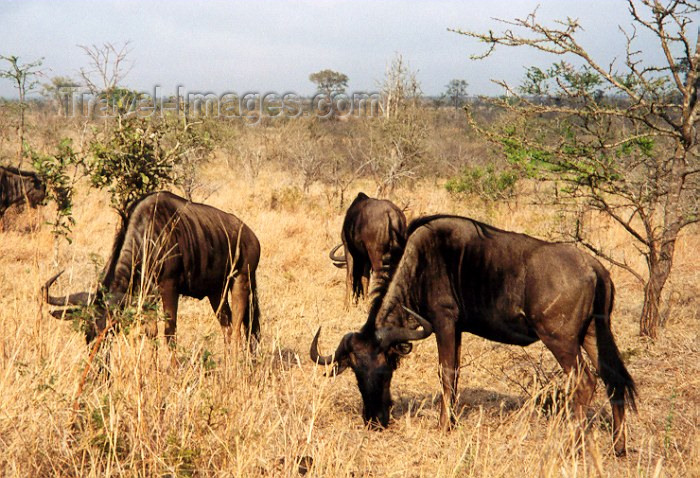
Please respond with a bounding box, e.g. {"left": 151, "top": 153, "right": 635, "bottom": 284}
{"left": 0, "top": 0, "right": 669, "bottom": 98}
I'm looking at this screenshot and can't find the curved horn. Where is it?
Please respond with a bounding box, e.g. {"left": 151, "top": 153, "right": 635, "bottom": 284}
{"left": 309, "top": 327, "right": 350, "bottom": 366}
{"left": 42, "top": 270, "right": 93, "bottom": 306}
{"left": 50, "top": 309, "right": 79, "bottom": 321}
{"left": 42, "top": 270, "right": 64, "bottom": 294}
{"left": 328, "top": 243, "right": 346, "bottom": 263}
{"left": 375, "top": 306, "right": 433, "bottom": 349}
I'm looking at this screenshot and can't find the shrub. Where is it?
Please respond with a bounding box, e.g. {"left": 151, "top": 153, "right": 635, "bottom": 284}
{"left": 87, "top": 116, "right": 211, "bottom": 219}
{"left": 28, "top": 138, "right": 81, "bottom": 242}
{"left": 445, "top": 165, "right": 518, "bottom": 201}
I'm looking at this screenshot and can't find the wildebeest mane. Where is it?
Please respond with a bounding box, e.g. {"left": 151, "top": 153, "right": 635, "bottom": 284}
{"left": 365, "top": 214, "right": 500, "bottom": 335}
{"left": 361, "top": 221, "right": 415, "bottom": 336}
{"left": 98, "top": 194, "right": 150, "bottom": 294}
{"left": 1, "top": 165, "right": 40, "bottom": 178}
{"left": 361, "top": 247, "right": 395, "bottom": 336}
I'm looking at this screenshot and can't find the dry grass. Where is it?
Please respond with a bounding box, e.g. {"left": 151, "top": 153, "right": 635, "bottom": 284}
{"left": 0, "top": 158, "right": 698, "bottom": 477}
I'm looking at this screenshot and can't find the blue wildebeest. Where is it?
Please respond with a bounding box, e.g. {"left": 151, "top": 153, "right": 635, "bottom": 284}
{"left": 329, "top": 192, "right": 407, "bottom": 307}
{"left": 312, "top": 214, "right": 636, "bottom": 455}
{"left": 43, "top": 191, "right": 261, "bottom": 353}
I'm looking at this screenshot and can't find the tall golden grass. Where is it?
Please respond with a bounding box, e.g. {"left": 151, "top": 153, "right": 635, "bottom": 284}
{"left": 0, "top": 158, "right": 698, "bottom": 477}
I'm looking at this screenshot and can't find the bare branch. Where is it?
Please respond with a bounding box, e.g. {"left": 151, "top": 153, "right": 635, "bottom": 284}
{"left": 575, "top": 224, "right": 646, "bottom": 284}
{"left": 78, "top": 41, "right": 132, "bottom": 94}
{"left": 653, "top": 2, "right": 686, "bottom": 94}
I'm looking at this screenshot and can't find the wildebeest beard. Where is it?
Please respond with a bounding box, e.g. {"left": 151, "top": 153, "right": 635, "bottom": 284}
{"left": 309, "top": 271, "right": 431, "bottom": 429}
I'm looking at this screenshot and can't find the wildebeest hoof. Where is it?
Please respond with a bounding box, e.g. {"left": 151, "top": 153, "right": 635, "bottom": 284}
{"left": 275, "top": 455, "right": 313, "bottom": 475}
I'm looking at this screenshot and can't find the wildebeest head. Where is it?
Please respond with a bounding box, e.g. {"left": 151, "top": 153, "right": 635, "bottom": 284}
{"left": 25, "top": 173, "right": 47, "bottom": 208}
{"left": 310, "top": 309, "right": 432, "bottom": 428}
{"left": 42, "top": 270, "right": 117, "bottom": 344}
{"left": 0, "top": 166, "right": 47, "bottom": 214}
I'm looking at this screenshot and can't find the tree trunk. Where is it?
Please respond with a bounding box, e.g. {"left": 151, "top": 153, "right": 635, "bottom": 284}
{"left": 640, "top": 269, "right": 664, "bottom": 338}
{"left": 640, "top": 143, "right": 690, "bottom": 338}
{"left": 639, "top": 236, "right": 677, "bottom": 338}
{"left": 16, "top": 104, "right": 25, "bottom": 168}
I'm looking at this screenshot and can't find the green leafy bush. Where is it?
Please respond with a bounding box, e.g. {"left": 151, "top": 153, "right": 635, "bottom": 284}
{"left": 88, "top": 116, "right": 177, "bottom": 219}
{"left": 29, "top": 138, "right": 81, "bottom": 242}
{"left": 445, "top": 165, "right": 518, "bottom": 201}
{"left": 87, "top": 116, "right": 212, "bottom": 219}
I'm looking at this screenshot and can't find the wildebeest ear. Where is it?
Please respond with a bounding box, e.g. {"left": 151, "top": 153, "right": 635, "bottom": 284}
{"left": 390, "top": 342, "right": 413, "bottom": 356}
{"left": 324, "top": 361, "right": 349, "bottom": 377}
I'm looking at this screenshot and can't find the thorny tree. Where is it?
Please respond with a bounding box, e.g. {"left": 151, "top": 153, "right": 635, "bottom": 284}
{"left": 78, "top": 42, "right": 132, "bottom": 95}
{"left": 309, "top": 69, "right": 349, "bottom": 98}
{"left": 454, "top": 0, "right": 699, "bottom": 338}
{"left": 369, "top": 54, "right": 427, "bottom": 196}
{"left": 0, "top": 55, "right": 43, "bottom": 166}
{"left": 41, "top": 76, "right": 80, "bottom": 116}
{"left": 444, "top": 79, "right": 469, "bottom": 110}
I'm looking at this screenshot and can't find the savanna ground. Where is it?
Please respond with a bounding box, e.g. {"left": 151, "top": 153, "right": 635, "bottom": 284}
{"left": 0, "top": 111, "right": 698, "bottom": 477}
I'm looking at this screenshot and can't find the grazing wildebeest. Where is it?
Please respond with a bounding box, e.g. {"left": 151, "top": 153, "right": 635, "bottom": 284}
{"left": 329, "top": 192, "right": 407, "bottom": 307}
{"left": 43, "top": 191, "right": 261, "bottom": 352}
{"left": 0, "top": 165, "right": 46, "bottom": 219}
{"left": 312, "top": 214, "right": 636, "bottom": 455}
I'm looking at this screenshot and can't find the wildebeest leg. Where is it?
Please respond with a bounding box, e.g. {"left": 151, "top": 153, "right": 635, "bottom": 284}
{"left": 361, "top": 262, "right": 371, "bottom": 298}
{"left": 435, "top": 320, "right": 460, "bottom": 430}
{"left": 230, "top": 274, "right": 253, "bottom": 353}
{"left": 344, "top": 251, "right": 355, "bottom": 310}
{"left": 241, "top": 271, "right": 260, "bottom": 353}
{"left": 581, "top": 321, "right": 599, "bottom": 370}
{"left": 366, "top": 248, "right": 385, "bottom": 295}
{"left": 208, "top": 290, "right": 235, "bottom": 369}
{"left": 581, "top": 321, "right": 627, "bottom": 456}
{"left": 159, "top": 279, "right": 179, "bottom": 367}
{"left": 540, "top": 335, "right": 596, "bottom": 449}
{"left": 208, "top": 291, "right": 233, "bottom": 346}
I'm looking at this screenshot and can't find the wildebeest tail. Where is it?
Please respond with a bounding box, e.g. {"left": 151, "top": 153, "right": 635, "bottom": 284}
{"left": 387, "top": 211, "right": 406, "bottom": 266}
{"left": 247, "top": 270, "right": 261, "bottom": 343}
{"left": 351, "top": 257, "right": 365, "bottom": 302}
{"left": 593, "top": 276, "right": 637, "bottom": 411}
